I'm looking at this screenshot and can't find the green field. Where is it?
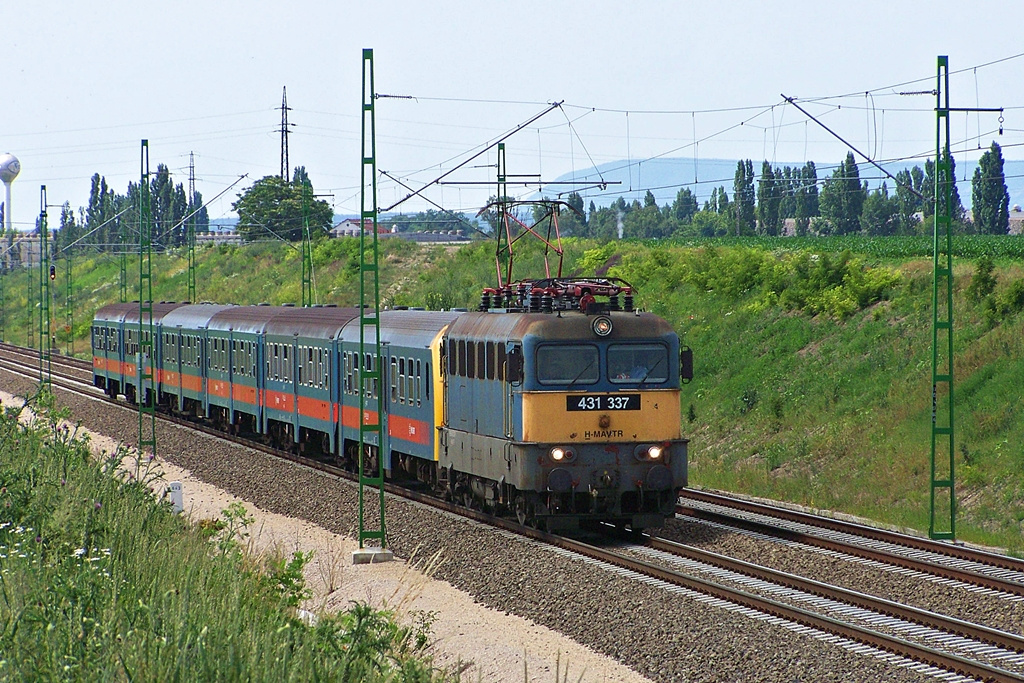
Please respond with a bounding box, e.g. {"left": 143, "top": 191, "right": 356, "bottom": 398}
{"left": 2, "top": 233, "right": 1021, "bottom": 553}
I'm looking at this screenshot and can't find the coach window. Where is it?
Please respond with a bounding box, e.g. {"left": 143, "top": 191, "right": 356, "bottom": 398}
{"left": 322, "top": 352, "right": 330, "bottom": 391}
{"left": 390, "top": 357, "right": 398, "bottom": 400}
{"left": 414, "top": 358, "right": 422, "bottom": 406}
{"left": 404, "top": 357, "right": 412, "bottom": 404}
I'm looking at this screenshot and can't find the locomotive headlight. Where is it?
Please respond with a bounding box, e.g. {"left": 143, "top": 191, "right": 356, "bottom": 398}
{"left": 549, "top": 446, "right": 575, "bottom": 462}
{"left": 591, "top": 316, "right": 613, "bottom": 337}
{"left": 634, "top": 444, "right": 669, "bottom": 462}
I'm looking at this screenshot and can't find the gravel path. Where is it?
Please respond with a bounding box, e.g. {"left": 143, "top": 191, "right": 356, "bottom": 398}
{"left": 0, "top": 369, "right": 940, "bottom": 682}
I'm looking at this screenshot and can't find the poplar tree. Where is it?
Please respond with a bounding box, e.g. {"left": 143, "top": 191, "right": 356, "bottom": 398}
{"left": 971, "top": 141, "right": 1010, "bottom": 234}
{"left": 756, "top": 160, "right": 781, "bottom": 235}
{"left": 732, "top": 159, "right": 755, "bottom": 236}
{"left": 793, "top": 162, "right": 818, "bottom": 236}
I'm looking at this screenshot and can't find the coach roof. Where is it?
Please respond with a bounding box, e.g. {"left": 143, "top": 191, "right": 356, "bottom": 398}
{"left": 264, "top": 306, "right": 361, "bottom": 340}
{"left": 160, "top": 303, "right": 237, "bottom": 331}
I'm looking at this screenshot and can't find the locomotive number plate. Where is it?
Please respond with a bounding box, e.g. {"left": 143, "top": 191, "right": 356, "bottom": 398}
{"left": 567, "top": 394, "right": 640, "bottom": 411}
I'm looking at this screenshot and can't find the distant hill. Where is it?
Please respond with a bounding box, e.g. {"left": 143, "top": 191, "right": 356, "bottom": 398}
{"left": 544, "top": 157, "right": 1024, "bottom": 211}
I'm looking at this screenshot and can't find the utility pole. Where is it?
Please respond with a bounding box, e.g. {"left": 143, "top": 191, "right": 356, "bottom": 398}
{"left": 119, "top": 203, "right": 128, "bottom": 303}
{"left": 188, "top": 151, "right": 197, "bottom": 303}
{"left": 301, "top": 184, "right": 313, "bottom": 308}
{"left": 64, "top": 239, "right": 73, "bottom": 356}
{"left": 279, "top": 87, "right": 292, "bottom": 181}
{"left": 138, "top": 140, "right": 157, "bottom": 465}
{"left": 929, "top": 56, "right": 1002, "bottom": 540}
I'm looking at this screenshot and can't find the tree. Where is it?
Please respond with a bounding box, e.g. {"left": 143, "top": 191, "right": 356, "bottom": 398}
{"left": 232, "top": 175, "right": 333, "bottom": 242}
{"left": 923, "top": 149, "right": 965, "bottom": 226}
{"left": 188, "top": 190, "right": 211, "bottom": 234}
{"left": 672, "top": 188, "right": 699, "bottom": 224}
{"left": 971, "top": 141, "right": 1010, "bottom": 234}
{"left": 703, "top": 186, "right": 729, "bottom": 215}
{"left": 861, "top": 183, "right": 897, "bottom": 235}
{"left": 292, "top": 166, "right": 311, "bottom": 188}
{"left": 732, "top": 160, "right": 755, "bottom": 235}
{"left": 819, "top": 152, "right": 866, "bottom": 235}
{"left": 56, "top": 201, "right": 79, "bottom": 255}
{"left": 756, "top": 160, "right": 781, "bottom": 236}
{"left": 794, "top": 162, "right": 818, "bottom": 236}
{"left": 894, "top": 168, "right": 922, "bottom": 235}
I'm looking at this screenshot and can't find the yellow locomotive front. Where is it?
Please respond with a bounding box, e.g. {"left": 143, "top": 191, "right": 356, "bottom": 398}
{"left": 514, "top": 312, "right": 689, "bottom": 530}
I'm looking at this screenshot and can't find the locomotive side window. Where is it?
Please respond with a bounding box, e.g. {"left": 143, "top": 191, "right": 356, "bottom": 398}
{"left": 457, "top": 340, "right": 467, "bottom": 378}
{"left": 608, "top": 343, "right": 669, "bottom": 384}
{"left": 485, "top": 342, "right": 495, "bottom": 380}
{"left": 424, "top": 362, "right": 430, "bottom": 399}
{"left": 466, "top": 341, "right": 476, "bottom": 378}
{"left": 477, "top": 342, "right": 486, "bottom": 380}
{"left": 536, "top": 344, "right": 599, "bottom": 385}
{"left": 496, "top": 345, "right": 506, "bottom": 382}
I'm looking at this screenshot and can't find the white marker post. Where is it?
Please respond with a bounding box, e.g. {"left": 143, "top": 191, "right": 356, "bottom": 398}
{"left": 168, "top": 481, "right": 183, "bottom": 513}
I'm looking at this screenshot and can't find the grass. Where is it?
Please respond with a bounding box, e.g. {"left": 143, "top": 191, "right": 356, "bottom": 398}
{"left": 0, "top": 389, "right": 455, "bottom": 681}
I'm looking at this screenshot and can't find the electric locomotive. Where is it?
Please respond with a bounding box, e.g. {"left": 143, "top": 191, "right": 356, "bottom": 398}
{"left": 440, "top": 278, "right": 691, "bottom": 531}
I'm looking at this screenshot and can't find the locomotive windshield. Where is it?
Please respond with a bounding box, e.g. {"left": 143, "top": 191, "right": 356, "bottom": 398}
{"left": 608, "top": 343, "right": 669, "bottom": 384}
{"left": 536, "top": 344, "right": 599, "bottom": 385}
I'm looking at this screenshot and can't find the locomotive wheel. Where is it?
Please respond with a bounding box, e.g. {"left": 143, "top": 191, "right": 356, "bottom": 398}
{"left": 514, "top": 496, "right": 543, "bottom": 529}
{"left": 514, "top": 496, "right": 529, "bottom": 526}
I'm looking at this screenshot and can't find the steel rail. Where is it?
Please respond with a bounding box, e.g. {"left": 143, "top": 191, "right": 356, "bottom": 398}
{"left": 649, "top": 536, "right": 1024, "bottom": 654}
{"left": 679, "top": 489, "right": 1024, "bottom": 596}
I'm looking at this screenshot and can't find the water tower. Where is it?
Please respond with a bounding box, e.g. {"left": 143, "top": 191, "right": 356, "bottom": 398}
{"left": 0, "top": 153, "right": 20, "bottom": 233}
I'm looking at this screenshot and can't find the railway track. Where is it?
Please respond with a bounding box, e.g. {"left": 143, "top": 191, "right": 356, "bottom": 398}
{"left": 2, "top": 344, "right": 1022, "bottom": 681}
{"left": 678, "top": 488, "right": 1024, "bottom": 598}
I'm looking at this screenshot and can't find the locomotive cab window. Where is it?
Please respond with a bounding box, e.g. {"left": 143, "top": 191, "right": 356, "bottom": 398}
{"left": 608, "top": 343, "right": 669, "bottom": 384}
{"left": 536, "top": 344, "right": 599, "bottom": 386}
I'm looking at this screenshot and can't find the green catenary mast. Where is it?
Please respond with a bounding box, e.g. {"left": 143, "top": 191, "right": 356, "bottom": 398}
{"left": 929, "top": 57, "right": 1002, "bottom": 540}
{"left": 355, "top": 48, "right": 390, "bottom": 562}
{"left": 138, "top": 140, "right": 157, "bottom": 464}
{"left": 38, "top": 185, "right": 51, "bottom": 387}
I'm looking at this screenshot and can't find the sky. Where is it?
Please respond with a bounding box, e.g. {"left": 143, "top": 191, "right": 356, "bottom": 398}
{"left": 3, "top": 1, "right": 1023, "bottom": 232}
